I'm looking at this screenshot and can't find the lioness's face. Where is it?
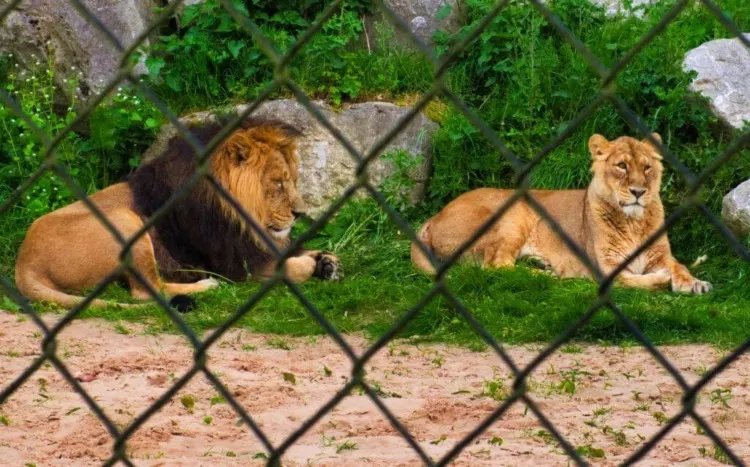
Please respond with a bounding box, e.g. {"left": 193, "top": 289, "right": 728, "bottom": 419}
{"left": 589, "top": 133, "right": 663, "bottom": 218}
{"left": 263, "top": 150, "right": 303, "bottom": 239}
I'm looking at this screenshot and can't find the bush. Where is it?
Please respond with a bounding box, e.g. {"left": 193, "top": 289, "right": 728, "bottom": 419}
{"left": 140, "top": 0, "right": 432, "bottom": 110}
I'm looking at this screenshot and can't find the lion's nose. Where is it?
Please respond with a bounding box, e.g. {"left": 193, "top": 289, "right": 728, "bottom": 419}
{"left": 630, "top": 187, "right": 646, "bottom": 199}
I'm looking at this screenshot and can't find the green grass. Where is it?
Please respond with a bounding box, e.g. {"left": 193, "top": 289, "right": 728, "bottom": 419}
{"left": 20, "top": 201, "right": 750, "bottom": 348}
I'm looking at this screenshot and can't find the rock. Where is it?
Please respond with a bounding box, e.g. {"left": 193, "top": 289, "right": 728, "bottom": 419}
{"left": 142, "top": 100, "right": 437, "bottom": 217}
{"left": 722, "top": 179, "right": 750, "bottom": 238}
{"left": 683, "top": 34, "right": 750, "bottom": 129}
{"left": 0, "top": 0, "right": 157, "bottom": 100}
{"left": 167, "top": 0, "right": 202, "bottom": 22}
{"left": 588, "top": 0, "right": 661, "bottom": 17}
{"left": 369, "top": 0, "right": 464, "bottom": 46}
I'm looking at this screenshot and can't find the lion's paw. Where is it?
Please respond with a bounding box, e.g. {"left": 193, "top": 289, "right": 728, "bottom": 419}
{"left": 313, "top": 252, "right": 342, "bottom": 281}
{"left": 198, "top": 277, "right": 220, "bottom": 290}
{"left": 672, "top": 275, "right": 711, "bottom": 295}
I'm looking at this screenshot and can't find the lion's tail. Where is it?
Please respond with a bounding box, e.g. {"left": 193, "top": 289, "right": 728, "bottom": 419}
{"left": 14, "top": 271, "right": 176, "bottom": 310}
{"left": 411, "top": 219, "right": 437, "bottom": 275}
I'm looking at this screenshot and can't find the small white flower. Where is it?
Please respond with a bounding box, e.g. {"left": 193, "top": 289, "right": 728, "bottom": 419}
{"left": 71, "top": 66, "right": 76, "bottom": 71}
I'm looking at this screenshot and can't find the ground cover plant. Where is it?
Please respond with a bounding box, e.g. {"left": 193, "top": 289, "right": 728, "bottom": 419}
{"left": 1, "top": 0, "right": 749, "bottom": 347}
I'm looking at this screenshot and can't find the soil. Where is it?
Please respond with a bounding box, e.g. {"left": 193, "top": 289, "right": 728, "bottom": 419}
{"left": 0, "top": 311, "right": 748, "bottom": 466}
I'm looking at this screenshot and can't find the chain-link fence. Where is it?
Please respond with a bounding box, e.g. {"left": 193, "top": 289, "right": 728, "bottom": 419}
{"left": 1, "top": 0, "right": 750, "bottom": 465}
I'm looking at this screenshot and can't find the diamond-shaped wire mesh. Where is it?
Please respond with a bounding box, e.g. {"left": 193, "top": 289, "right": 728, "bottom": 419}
{"left": 1, "top": 0, "right": 749, "bottom": 465}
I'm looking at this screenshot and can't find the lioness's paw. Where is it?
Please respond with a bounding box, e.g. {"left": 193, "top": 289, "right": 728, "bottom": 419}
{"left": 313, "top": 252, "right": 341, "bottom": 281}
{"left": 691, "top": 280, "right": 712, "bottom": 295}
{"left": 672, "top": 275, "right": 711, "bottom": 295}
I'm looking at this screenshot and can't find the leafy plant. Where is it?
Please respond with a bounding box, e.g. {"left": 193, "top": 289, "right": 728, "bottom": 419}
{"left": 139, "top": 0, "right": 431, "bottom": 110}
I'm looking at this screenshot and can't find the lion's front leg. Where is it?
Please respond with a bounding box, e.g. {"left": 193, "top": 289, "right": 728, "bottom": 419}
{"left": 615, "top": 270, "right": 672, "bottom": 290}
{"left": 277, "top": 251, "right": 342, "bottom": 283}
{"left": 601, "top": 256, "right": 671, "bottom": 291}
{"left": 668, "top": 258, "right": 711, "bottom": 295}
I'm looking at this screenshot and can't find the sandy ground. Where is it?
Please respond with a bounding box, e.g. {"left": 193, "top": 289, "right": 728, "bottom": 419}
{"left": 0, "top": 312, "right": 749, "bottom": 466}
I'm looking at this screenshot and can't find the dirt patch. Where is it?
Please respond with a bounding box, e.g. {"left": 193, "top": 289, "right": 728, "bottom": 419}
{"left": 0, "top": 311, "right": 748, "bottom": 466}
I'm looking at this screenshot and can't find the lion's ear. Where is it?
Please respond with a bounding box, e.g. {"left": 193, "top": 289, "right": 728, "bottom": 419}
{"left": 588, "top": 134, "right": 610, "bottom": 161}
{"left": 216, "top": 134, "right": 265, "bottom": 170}
{"left": 642, "top": 132, "right": 661, "bottom": 145}
{"left": 641, "top": 133, "right": 663, "bottom": 160}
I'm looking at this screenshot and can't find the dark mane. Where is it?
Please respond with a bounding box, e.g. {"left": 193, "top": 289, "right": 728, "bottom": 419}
{"left": 128, "top": 116, "right": 301, "bottom": 282}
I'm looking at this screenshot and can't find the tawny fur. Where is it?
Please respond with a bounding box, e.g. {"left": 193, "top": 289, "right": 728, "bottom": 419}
{"left": 412, "top": 133, "right": 711, "bottom": 294}
{"left": 15, "top": 122, "right": 339, "bottom": 309}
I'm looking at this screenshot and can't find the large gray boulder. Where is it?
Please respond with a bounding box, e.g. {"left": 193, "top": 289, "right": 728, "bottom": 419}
{"left": 0, "top": 0, "right": 157, "bottom": 99}
{"left": 683, "top": 34, "right": 750, "bottom": 130}
{"left": 722, "top": 180, "right": 750, "bottom": 238}
{"left": 142, "top": 100, "right": 437, "bottom": 217}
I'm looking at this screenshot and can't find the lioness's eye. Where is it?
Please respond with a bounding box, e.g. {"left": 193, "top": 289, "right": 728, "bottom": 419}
{"left": 616, "top": 162, "right": 627, "bottom": 170}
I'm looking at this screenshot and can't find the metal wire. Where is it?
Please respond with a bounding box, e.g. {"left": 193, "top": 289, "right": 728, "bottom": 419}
{"left": 1, "top": 0, "right": 749, "bottom": 465}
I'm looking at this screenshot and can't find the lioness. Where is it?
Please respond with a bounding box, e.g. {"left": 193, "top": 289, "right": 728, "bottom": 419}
{"left": 411, "top": 133, "right": 711, "bottom": 294}
{"left": 15, "top": 118, "right": 341, "bottom": 309}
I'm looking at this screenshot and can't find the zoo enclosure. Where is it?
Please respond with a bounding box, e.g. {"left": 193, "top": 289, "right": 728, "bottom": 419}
{"left": 1, "top": 0, "right": 750, "bottom": 465}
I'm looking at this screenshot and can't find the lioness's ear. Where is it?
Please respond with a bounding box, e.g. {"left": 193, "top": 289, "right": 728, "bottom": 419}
{"left": 641, "top": 133, "right": 663, "bottom": 160}
{"left": 588, "top": 134, "right": 609, "bottom": 161}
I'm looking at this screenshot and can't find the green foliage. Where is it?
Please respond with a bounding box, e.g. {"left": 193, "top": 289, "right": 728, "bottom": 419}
{"left": 0, "top": 54, "right": 161, "bottom": 274}
{"left": 141, "top": 0, "right": 431, "bottom": 110}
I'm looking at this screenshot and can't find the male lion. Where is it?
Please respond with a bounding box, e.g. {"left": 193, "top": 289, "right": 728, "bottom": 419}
{"left": 411, "top": 134, "right": 711, "bottom": 294}
{"left": 15, "top": 118, "right": 341, "bottom": 309}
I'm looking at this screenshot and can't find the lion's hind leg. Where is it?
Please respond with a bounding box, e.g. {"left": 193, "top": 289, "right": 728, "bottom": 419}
{"left": 126, "top": 232, "right": 219, "bottom": 300}
{"left": 477, "top": 207, "right": 534, "bottom": 270}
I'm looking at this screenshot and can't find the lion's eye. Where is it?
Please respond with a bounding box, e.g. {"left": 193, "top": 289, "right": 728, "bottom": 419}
{"left": 644, "top": 165, "right": 652, "bottom": 172}
{"left": 616, "top": 162, "right": 627, "bottom": 170}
